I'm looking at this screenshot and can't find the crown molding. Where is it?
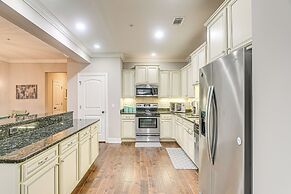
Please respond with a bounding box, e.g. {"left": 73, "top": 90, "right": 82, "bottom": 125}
{"left": 123, "top": 58, "right": 187, "bottom": 63}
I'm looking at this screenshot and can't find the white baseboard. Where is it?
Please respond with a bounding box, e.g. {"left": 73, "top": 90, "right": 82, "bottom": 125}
{"left": 106, "top": 138, "right": 121, "bottom": 144}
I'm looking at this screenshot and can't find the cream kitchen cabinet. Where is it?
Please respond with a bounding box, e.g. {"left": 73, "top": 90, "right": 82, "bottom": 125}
{"left": 227, "top": 0, "right": 252, "bottom": 51}
{"left": 198, "top": 44, "right": 207, "bottom": 68}
{"left": 170, "top": 71, "right": 181, "bottom": 97}
{"left": 172, "top": 116, "right": 195, "bottom": 162}
{"left": 160, "top": 114, "right": 173, "bottom": 139}
{"left": 181, "top": 64, "right": 195, "bottom": 98}
{"left": 1, "top": 121, "right": 100, "bottom": 194}
{"left": 135, "top": 66, "right": 147, "bottom": 84}
{"left": 122, "top": 69, "right": 135, "bottom": 98}
{"left": 187, "top": 66, "right": 195, "bottom": 98}
{"left": 78, "top": 128, "right": 91, "bottom": 179}
{"left": 191, "top": 54, "right": 199, "bottom": 85}
{"left": 121, "top": 115, "right": 135, "bottom": 140}
{"left": 190, "top": 43, "right": 207, "bottom": 84}
{"left": 135, "top": 66, "right": 159, "bottom": 85}
{"left": 90, "top": 123, "right": 99, "bottom": 164}
{"left": 21, "top": 159, "right": 59, "bottom": 194}
{"left": 59, "top": 135, "right": 78, "bottom": 194}
{"left": 181, "top": 67, "right": 188, "bottom": 97}
{"left": 159, "top": 71, "right": 181, "bottom": 98}
{"left": 147, "top": 66, "right": 160, "bottom": 84}
{"left": 159, "top": 71, "right": 171, "bottom": 97}
{"left": 21, "top": 146, "right": 59, "bottom": 194}
{"left": 205, "top": 0, "right": 252, "bottom": 63}
{"left": 206, "top": 7, "right": 228, "bottom": 63}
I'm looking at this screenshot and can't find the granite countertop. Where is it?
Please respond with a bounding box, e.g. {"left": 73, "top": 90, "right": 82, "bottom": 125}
{"left": 0, "top": 119, "right": 98, "bottom": 164}
{"left": 174, "top": 113, "right": 199, "bottom": 123}
{"left": 0, "top": 111, "right": 73, "bottom": 127}
{"left": 120, "top": 109, "right": 198, "bottom": 123}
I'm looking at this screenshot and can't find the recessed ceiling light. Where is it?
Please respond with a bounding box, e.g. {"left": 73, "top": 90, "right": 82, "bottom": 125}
{"left": 75, "top": 22, "right": 86, "bottom": 31}
{"left": 151, "top": 53, "right": 157, "bottom": 57}
{"left": 94, "top": 44, "right": 101, "bottom": 49}
{"left": 154, "top": 30, "right": 164, "bottom": 39}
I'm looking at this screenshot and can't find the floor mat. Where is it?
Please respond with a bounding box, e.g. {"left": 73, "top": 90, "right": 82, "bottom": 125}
{"left": 166, "top": 148, "right": 197, "bottom": 170}
{"left": 135, "top": 142, "right": 162, "bottom": 147}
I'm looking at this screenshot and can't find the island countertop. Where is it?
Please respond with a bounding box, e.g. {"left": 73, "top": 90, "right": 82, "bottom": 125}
{"left": 0, "top": 119, "right": 99, "bottom": 164}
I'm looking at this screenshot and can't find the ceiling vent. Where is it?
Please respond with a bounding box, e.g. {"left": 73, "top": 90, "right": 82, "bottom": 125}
{"left": 172, "top": 17, "right": 184, "bottom": 25}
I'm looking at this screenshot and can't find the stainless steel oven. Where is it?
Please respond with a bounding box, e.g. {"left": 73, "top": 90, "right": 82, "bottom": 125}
{"left": 136, "top": 84, "right": 158, "bottom": 97}
{"left": 135, "top": 103, "right": 160, "bottom": 142}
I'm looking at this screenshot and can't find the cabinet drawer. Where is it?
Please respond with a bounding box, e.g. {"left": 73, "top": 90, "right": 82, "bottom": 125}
{"left": 161, "top": 114, "right": 172, "bottom": 120}
{"left": 59, "top": 134, "right": 78, "bottom": 155}
{"left": 90, "top": 122, "right": 99, "bottom": 135}
{"left": 21, "top": 146, "right": 58, "bottom": 181}
{"left": 184, "top": 120, "right": 193, "bottom": 129}
{"left": 121, "top": 115, "right": 135, "bottom": 120}
{"left": 176, "top": 116, "right": 183, "bottom": 124}
{"left": 79, "top": 127, "right": 90, "bottom": 141}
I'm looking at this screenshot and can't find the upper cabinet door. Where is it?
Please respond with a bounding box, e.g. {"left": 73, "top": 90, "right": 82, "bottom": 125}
{"left": 191, "top": 54, "right": 199, "bottom": 85}
{"left": 207, "top": 7, "right": 228, "bottom": 63}
{"left": 159, "top": 71, "right": 170, "bottom": 98}
{"left": 122, "top": 70, "right": 135, "bottom": 98}
{"left": 135, "top": 66, "right": 147, "bottom": 84}
{"left": 228, "top": 0, "right": 252, "bottom": 51}
{"left": 187, "top": 66, "right": 195, "bottom": 98}
{"left": 171, "top": 71, "right": 181, "bottom": 98}
{"left": 181, "top": 68, "right": 188, "bottom": 97}
{"left": 147, "top": 66, "right": 160, "bottom": 84}
{"left": 198, "top": 45, "right": 207, "bottom": 68}
{"left": 135, "top": 66, "right": 159, "bottom": 84}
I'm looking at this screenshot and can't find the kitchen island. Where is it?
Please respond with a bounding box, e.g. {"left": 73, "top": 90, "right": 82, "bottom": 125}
{"left": 0, "top": 111, "right": 100, "bottom": 194}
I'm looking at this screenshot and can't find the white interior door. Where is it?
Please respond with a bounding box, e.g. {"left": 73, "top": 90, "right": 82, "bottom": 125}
{"left": 78, "top": 74, "right": 107, "bottom": 141}
{"left": 52, "top": 80, "right": 63, "bottom": 114}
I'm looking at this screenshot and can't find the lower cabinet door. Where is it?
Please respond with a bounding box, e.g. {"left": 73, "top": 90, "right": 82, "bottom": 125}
{"left": 59, "top": 145, "right": 78, "bottom": 194}
{"left": 21, "top": 160, "right": 58, "bottom": 194}
{"left": 121, "top": 120, "right": 135, "bottom": 138}
{"left": 90, "top": 132, "right": 99, "bottom": 163}
{"left": 160, "top": 120, "right": 172, "bottom": 138}
{"left": 189, "top": 135, "right": 195, "bottom": 162}
{"left": 79, "top": 138, "right": 91, "bottom": 179}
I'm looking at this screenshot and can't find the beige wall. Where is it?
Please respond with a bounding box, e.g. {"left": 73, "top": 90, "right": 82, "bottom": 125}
{"left": 68, "top": 57, "right": 122, "bottom": 140}
{"left": 0, "top": 63, "right": 67, "bottom": 115}
{"left": 0, "top": 62, "right": 9, "bottom": 115}
{"left": 45, "top": 73, "right": 67, "bottom": 113}
{"left": 252, "top": 0, "right": 291, "bottom": 193}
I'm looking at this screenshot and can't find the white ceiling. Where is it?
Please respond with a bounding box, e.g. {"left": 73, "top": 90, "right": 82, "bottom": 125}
{"left": 0, "top": 16, "right": 66, "bottom": 63}
{"left": 35, "top": 0, "right": 224, "bottom": 61}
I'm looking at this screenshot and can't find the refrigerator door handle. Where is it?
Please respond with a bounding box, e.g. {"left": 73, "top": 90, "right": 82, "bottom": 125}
{"left": 210, "top": 87, "right": 218, "bottom": 164}
{"left": 206, "top": 86, "right": 213, "bottom": 163}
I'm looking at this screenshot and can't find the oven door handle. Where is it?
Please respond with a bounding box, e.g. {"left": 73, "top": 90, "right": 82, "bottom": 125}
{"left": 137, "top": 117, "right": 159, "bottom": 119}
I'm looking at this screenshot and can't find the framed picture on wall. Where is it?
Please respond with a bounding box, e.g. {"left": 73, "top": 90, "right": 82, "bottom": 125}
{"left": 16, "top": 84, "right": 38, "bottom": 99}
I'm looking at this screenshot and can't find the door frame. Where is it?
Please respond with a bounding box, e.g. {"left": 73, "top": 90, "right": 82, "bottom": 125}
{"left": 77, "top": 73, "right": 109, "bottom": 142}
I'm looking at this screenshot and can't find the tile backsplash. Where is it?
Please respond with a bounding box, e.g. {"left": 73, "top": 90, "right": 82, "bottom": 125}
{"left": 121, "top": 97, "right": 194, "bottom": 109}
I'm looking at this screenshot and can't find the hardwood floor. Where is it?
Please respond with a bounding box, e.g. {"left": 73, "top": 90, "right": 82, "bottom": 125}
{"left": 72, "top": 142, "right": 199, "bottom": 194}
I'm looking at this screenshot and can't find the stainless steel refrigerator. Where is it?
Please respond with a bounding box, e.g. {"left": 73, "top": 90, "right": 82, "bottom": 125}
{"left": 199, "top": 46, "right": 252, "bottom": 194}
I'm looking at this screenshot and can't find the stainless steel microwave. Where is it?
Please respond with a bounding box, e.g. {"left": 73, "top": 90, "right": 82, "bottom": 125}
{"left": 136, "top": 84, "right": 158, "bottom": 97}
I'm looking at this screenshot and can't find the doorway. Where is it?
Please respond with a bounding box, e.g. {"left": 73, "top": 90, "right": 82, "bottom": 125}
{"left": 78, "top": 73, "right": 108, "bottom": 142}
{"left": 45, "top": 73, "right": 67, "bottom": 114}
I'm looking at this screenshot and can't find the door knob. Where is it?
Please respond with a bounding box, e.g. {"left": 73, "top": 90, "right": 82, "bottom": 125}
{"left": 102, "top": 111, "right": 105, "bottom": 114}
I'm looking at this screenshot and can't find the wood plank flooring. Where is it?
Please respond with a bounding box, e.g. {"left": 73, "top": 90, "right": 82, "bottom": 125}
{"left": 72, "top": 142, "right": 199, "bottom": 194}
